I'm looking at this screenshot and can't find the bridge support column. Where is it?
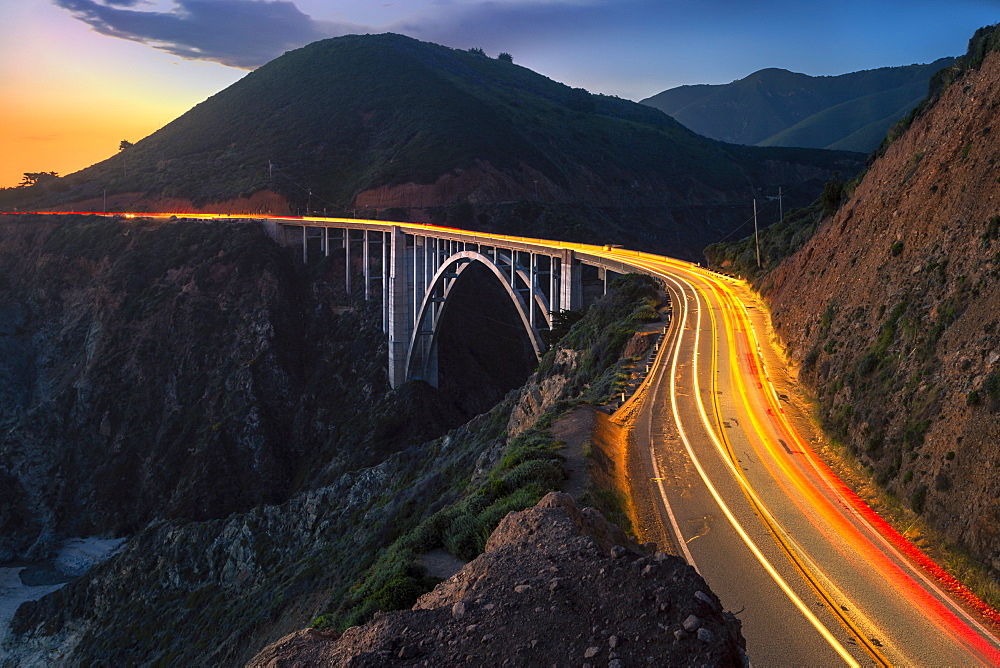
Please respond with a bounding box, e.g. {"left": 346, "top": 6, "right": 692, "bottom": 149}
{"left": 301, "top": 226, "right": 308, "bottom": 264}
{"left": 529, "top": 253, "right": 536, "bottom": 328}
{"left": 388, "top": 227, "right": 410, "bottom": 389}
{"left": 548, "top": 256, "right": 557, "bottom": 316}
{"left": 344, "top": 229, "right": 351, "bottom": 296}
{"left": 560, "top": 250, "right": 582, "bottom": 311}
{"left": 382, "top": 231, "right": 389, "bottom": 333}
{"left": 363, "top": 231, "right": 370, "bottom": 300}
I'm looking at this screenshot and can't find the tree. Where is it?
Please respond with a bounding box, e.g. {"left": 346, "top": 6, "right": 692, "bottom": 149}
{"left": 119, "top": 139, "right": 132, "bottom": 178}
{"left": 18, "top": 172, "right": 58, "bottom": 188}
{"left": 565, "top": 87, "right": 595, "bottom": 113}
{"left": 497, "top": 52, "right": 513, "bottom": 62}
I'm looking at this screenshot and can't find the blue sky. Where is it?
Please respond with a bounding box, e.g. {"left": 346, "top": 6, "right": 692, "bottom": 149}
{"left": 2, "top": 0, "right": 998, "bottom": 186}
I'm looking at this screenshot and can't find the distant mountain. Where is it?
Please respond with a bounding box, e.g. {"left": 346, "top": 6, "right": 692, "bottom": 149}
{"left": 642, "top": 58, "right": 955, "bottom": 153}
{"left": 2, "top": 33, "right": 863, "bottom": 258}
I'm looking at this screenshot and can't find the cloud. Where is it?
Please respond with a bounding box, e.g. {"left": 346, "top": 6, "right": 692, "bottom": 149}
{"left": 53, "top": 0, "right": 363, "bottom": 68}
{"left": 53, "top": 0, "right": 631, "bottom": 70}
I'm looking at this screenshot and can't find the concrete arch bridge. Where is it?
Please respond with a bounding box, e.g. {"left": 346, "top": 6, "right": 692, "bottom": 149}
{"left": 266, "top": 218, "right": 650, "bottom": 389}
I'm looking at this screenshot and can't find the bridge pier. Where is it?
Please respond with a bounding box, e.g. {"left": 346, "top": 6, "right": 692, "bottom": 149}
{"left": 388, "top": 226, "right": 410, "bottom": 389}
{"left": 382, "top": 231, "right": 389, "bottom": 332}
{"left": 561, "top": 250, "right": 582, "bottom": 311}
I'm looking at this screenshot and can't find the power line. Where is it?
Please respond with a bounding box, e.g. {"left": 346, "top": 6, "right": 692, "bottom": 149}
{"left": 713, "top": 179, "right": 813, "bottom": 245}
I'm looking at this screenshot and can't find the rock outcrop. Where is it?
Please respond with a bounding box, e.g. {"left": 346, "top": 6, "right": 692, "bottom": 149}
{"left": 250, "top": 493, "right": 746, "bottom": 667}
{"left": 765, "top": 39, "right": 1000, "bottom": 569}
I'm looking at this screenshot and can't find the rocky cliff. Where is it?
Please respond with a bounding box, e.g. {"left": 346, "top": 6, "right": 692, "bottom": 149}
{"left": 0, "top": 215, "right": 461, "bottom": 562}
{"left": 0, "top": 214, "right": 485, "bottom": 664}
{"left": 249, "top": 493, "right": 745, "bottom": 667}
{"left": 763, "top": 32, "right": 1000, "bottom": 576}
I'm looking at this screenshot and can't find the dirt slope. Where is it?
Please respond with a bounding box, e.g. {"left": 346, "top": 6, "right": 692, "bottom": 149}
{"left": 766, "top": 47, "right": 1000, "bottom": 570}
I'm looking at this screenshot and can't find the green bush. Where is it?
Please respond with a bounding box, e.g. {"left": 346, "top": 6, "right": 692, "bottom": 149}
{"left": 984, "top": 372, "right": 1000, "bottom": 402}
{"left": 803, "top": 347, "right": 820, "bottom": 372}
{"left": 910, "top": 484, "right": 928, "bottom": 514}
{"left": 371, "top": 567, "right": 440, "bottom": 611}
{"left": 820, "top": 174, "right": 843, "bottom": 216}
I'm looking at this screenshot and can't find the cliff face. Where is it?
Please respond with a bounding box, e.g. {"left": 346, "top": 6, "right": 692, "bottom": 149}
{"left": 766, "top": 47, "right": 1000, "bottom": 569}
{"left": 0, "top": 215, "right": 460, "bottom": 561}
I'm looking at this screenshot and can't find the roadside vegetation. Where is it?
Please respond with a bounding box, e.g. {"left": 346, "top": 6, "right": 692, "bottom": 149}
{"left": 312, "top": 274, "right": 662, "bottom": 632}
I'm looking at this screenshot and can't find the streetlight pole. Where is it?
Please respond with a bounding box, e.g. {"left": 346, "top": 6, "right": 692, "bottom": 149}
{"left": 753, "top": 198, "right": 761, "bottom": 268}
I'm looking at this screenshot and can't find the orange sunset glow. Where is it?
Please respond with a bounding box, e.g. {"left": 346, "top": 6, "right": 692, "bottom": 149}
{"left": 0, "top": 1, "right": 240, "bottom": 189}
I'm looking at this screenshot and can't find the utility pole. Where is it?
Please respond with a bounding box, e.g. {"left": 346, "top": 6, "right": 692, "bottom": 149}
{"left": 778, "top": 186, "right": 783, "bottom": 222}
{"left": 753, "top": 199, "right": 761, "bottom": 268}
{"left": 103, "top": 188, "right": 106, "bottom": 212}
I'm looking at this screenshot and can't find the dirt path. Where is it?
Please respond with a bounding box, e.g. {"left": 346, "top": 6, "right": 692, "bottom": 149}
{"left": 550, "top": 406, "right": 595, "bottom": 501}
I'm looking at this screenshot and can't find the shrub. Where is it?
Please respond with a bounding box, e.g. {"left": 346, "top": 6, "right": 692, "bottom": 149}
{"left": 890, "top": 240, "right": 904, "bottom": 256}
{"left": 935, "top": 474, "right": 953, "bottom": 493}
{"left": 819, "top": 301, "right": 837, "bottom": 338}
{"left": 803, "top": 347, "right": 820, "bottom": 372}
{"left": 856, "top": 352, "right": 880, "bottom": 376}
{"left": 820, "top": 174, "right": 843, "bottom": 216}
{"left": 984, "top": 372, "right": 1000, "bottom": 402}
{"left": 983, "top": 215, "right": 1000, "bottom": 244}
{"left": 910, "top": 484, "right": 928, "bottom": 514}
{"left": 371, "top": 569, "right": 440, "bottom": 611}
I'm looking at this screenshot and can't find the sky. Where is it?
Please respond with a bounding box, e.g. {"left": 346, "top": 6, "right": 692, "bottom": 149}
{"left": 1, "top": 0, "right": 998, "bottom": 188}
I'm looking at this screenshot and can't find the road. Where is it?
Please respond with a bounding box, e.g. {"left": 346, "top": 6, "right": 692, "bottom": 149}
{"left": 12, "top": 211, "right": 1000, "bottom": 664}
{"left": 609, "top": 253, "right": 1000, "bottom": 666}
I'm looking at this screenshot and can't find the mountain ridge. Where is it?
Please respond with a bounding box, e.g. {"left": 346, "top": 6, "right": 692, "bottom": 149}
{"left": 642, "top": 58, "right": 955, "bottom": 152}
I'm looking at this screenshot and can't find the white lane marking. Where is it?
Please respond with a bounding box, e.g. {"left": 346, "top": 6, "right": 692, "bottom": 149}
{"left": 658, "top": 271, "right": 858, "bottom": 668}
{"left": 648, "top": 280, "right": 699, "bottom": 570}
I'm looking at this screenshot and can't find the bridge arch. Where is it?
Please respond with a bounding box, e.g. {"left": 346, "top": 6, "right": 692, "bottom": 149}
{"left": 405, "top": 250, "right": 546, "bottom": 385}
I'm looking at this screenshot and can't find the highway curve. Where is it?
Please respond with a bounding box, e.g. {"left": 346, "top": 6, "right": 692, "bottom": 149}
{"left": 610, "top": 253, "right": 1000, "bottom": 666}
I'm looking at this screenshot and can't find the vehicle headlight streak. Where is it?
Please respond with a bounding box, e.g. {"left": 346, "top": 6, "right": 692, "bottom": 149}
{"left": 655, "top": 269, "right": 862, "bottom": 667}
{"left": 658, "top": 259, "right": 1000, "bottom": 665}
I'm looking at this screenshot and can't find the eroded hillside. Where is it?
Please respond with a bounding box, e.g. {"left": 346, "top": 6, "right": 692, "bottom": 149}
{"left": 763, "top": 34, "right": 1000, "bottom": 573}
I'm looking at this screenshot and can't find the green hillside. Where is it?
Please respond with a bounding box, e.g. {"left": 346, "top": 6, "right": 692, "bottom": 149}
{"left": 3, "top": 34, "right": 863, "bottom": 257}
{"left": 642, "top": 58, "right": 954, "bottom": 152}
{"left": 758, "top": 81, "right": 927, "bottom": 151}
